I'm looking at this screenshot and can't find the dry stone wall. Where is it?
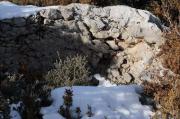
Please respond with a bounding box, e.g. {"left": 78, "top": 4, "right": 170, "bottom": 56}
{"left": 0, "top": 3, "right": 166, "bottom": 84}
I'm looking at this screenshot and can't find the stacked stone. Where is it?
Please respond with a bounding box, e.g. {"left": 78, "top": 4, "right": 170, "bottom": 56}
{"left": 0, "top": 4, "right": 165, "bottom": 84}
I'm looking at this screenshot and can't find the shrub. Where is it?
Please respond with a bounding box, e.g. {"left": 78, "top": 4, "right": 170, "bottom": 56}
{"left": 159, "top": 38, "right": 180, "bottom": 75}
{"left": 0, "top": 71, "right": 52, "bottom": 119}
{"left": 45, "top": 54, "right": 90, "bottom": 88}
{"left": 58, "top": 89, "right": 73, "bottom": 119}
{"left": 59, "top": 89, "right": 94, "bottom": 119}
{"left": 149, "top": 0, "right": 179, "bottom": 33}
{"left": 0, "top": 94, "right": 10, "bottom": 119}
{"left": 143, "top": 75, "right": 180, "bottom": 119}
{"left": 18, "top": 72, "right": 52, "bottom": 119}
{"left": 86, "top": 105, "right": 93, "bottom": 117}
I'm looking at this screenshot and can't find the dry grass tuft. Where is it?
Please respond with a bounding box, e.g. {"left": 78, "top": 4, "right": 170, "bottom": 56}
{"left": 160, "top": 38, "right": 180, "bottom": 75}
{"left": 143, "top": 75, "right": 180, "bottom": 119}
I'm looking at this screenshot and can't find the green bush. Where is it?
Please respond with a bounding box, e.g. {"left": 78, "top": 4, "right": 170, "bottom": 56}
{"left": 45, "top": 54, "right": 90, "bottom": 88}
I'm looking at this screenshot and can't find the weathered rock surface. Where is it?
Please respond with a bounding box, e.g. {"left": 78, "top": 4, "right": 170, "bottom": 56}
{"left": 0, "top": 3, "right": 166, "bottom": 84}
{"left": 40, "top": 9, "right": 63, "bottom": 20}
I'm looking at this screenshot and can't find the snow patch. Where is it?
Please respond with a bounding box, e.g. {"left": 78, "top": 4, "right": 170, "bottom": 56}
{"left": 41, "top": 86, "right": 153, "bottom": 119}
{"left": 10, "top": 102, "right": 22, "bottom": 119}
{"left": 43, "top": 113, "right": 64, "bottom": 119}
{"left": 94, "top": 74, "right": 116, "bottom": 87}
{"left": 0, "top": 1, "right": 58, "bottom": 20}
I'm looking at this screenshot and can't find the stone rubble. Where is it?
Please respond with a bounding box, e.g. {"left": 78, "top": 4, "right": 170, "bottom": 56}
{"left": 0, "top": 3, "right": 167, "bottom": 84}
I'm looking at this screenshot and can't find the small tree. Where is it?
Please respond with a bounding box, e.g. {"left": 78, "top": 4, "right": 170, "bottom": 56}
{"left": 58, "top": 89, "right": 73, "bottom": 119}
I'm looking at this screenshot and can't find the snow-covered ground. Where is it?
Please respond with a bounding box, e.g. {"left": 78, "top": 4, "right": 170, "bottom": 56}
{"left": 0, "top": 1, "right": 58, "bottom": 19}
{"left": 9, "top": 75, "right": 153, "bottom": 119}
{"left": 41, "top": 86, "right": 152, "bottom": 119}
{"left": 40, "top": 75, "right": 153, "bottom": 119}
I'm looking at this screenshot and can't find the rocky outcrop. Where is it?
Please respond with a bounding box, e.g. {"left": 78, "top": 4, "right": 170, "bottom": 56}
{"left": 0, "top": 4, "right": 166, "bottom": 84}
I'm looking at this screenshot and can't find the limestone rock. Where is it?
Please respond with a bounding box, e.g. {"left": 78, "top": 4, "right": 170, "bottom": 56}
{"left": 40, "top": 9, "right": 62, "bottom": 20}
{"left": 121, "top": 31, "right": 130, "bottom": 40}
{"left": 91, "top": 40, "right": 110, "bottom": 53}
{"left": 44, "top": 19, "right": 53, "bottom": 25}
{"left": 77, "top": 21, "right": 91, "bottom": 44}
{"left": 111, "top": 69, "right": 120, "bottom": 78}
{"left": 83, "top": 17, "right": 106, "bottom": 32}
{"left": 91, "top": 7, "right": 110, "bottom": 17}
{"left": 106, "top": 40, "right": 119, "bottom": 50}
{"left": 122, "top": 73, "right": 132, "bottom": 83}
{"left": 109, "top": 28, "right": 120, "bottom": 38}
{"left": 127, "top": 42, "right": 154, "bottom": 63}
{"left": 93, "top": 31, "right": 109, "bottom": 39}
{"left": 118, "top": 42, "right": 128, "bottom": 49}
{"left": 61, "top": 8, "right": 74, "bottom": 20}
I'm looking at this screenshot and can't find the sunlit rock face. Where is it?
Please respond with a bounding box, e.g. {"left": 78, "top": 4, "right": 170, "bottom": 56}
{"left": 0, "top": 3, "right": 166, "bottom": 84}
